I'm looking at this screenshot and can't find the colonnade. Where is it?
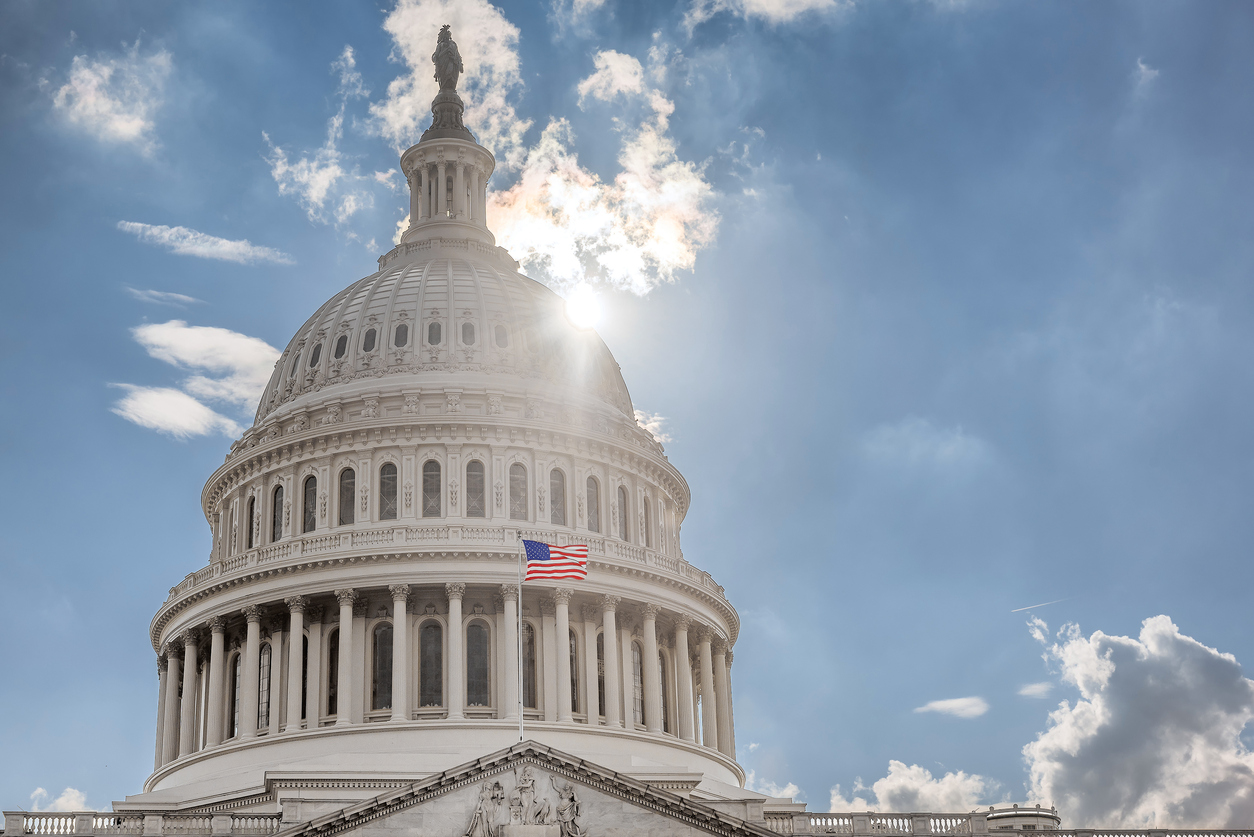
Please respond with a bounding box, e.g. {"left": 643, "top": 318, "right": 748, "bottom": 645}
{"left": 154, "top": 583, "right": 736, "bottom": 770}
{"left": 406, "top": 157, "right": 487, "bottom": 226}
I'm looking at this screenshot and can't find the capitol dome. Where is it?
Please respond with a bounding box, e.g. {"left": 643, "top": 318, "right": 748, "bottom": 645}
{"left": 136, "top": 29, "right": 743, "bottom": 818}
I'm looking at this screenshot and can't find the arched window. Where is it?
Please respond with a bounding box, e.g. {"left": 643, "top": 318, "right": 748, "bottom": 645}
{"left": 338, "top": 469, "right": 355, "bottom": 526}
{"left": 303, "top": 476, "right": 317, "bottom": 534}
{"left": 550, "top": 469, "right": 566, "bottom": 526}
{"left": 228, "top": 653, "right": 241, "bottom": 738}
{"left": 462, "top": 322, "right": 476, "bottom": 345}
{"left": 258, "top": 643, "right": 272, "bottom": 729}
{"left": 631, "top": 642, "right": 644, "bottom": 727}
{"left": 643, "top": 497, "right": 652, "bottom": 549}
{"left": 596, "top": 633, "right": 605, "bottom": 718}
{"left": 379, "top": 463, "right": 398, "bottom": 521}
{"left": 326, "top": 629, "right": 339, "bottom": 716}
{"left": 246, "top": 497, "right": 256, "bottom": 549}
{"left": 509, "top": 464, "right": 527, "bottom": 520}
{"left": 308, "top": 343, "right": 322, "bottom": 367}
{"left": 228, "top": 506, "right": 235, "bottom": 555}
{"left": 467, "top": 623, "right": 490, "bottom": 707}
{"left": 466, "top": 460, "right": 486, "bottom": 518}
{"left": 422, "top": 460, "right": 441, "bottom": 517}
{"left": 420, "top": 622, "right": 443, "bottom": 707}
{"left": 659, "top": 652, "right": 670, "bottom": 734}
{"left": 428, "top": 322, "right": 442, "bottom": 345}
{"left": 617, "top": 486, "right": 629, "bottom": 541}
{"left": 522, "top": 622, "right": 537, "bottom": 709}
{"left": 363, "top": 328, "right": 377, "bottom": 353}
{"left": 301, "top": 635, "right": 308, "bottom": 721}
{"left": 586, "top": 477, "right": 600, "bottom": 533}
{"left": 271, "top": 485, "right": 284, "bottom": 543}
{"left": 495, "top": 325, "right": 508, "bottom": 348}
{"left": 334, "top": 334, "right": 348, "bottom": 359}
{"left": 569, "top": 629, "right": 579, "bottom": 714}
{"left": 394, "top": 323, "right": 409, "bottom": 348}
{"left": 372, "top": 622, "right": 393, "bottom": 711}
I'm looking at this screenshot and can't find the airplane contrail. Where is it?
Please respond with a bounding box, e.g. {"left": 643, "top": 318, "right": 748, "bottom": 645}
{"left": 1010, "top": 598, "right": 1067, "bottom": 613}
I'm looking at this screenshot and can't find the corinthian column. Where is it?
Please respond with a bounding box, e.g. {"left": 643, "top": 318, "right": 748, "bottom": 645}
{"left": 674, "top": 615, "right": 695, "bottom": 742}
{"left": 726, "top": 650, "right": 737, "bottom": 757}
{"left": 419, "top": 164, "right": 430, "bottom": 220}
{"left": 600, "top": 596, "right": 621, "bottom": 728}
{"left": 581, "top": 605, "right": 600, "bottom": 725}
{"left": 501, "top": 585, "right": 519, "bottom": 722}
{"left": 240, "top": 606, "right": 263, "bottom": 737}
{"left": 554, "top": 588, "right": 574, "bottom": 722}
{"left": 178, "top": 631, "right": 200, "bottom": 756}
{"left": 446, "top": 582, "right": 465, "bottom": 719}
{"left": 284, "top": 597, "right": 308, "bottom": 732}
{"left": 407, "top": 167, "right": 419, "bottom": 227}
{"left": 641, "top": 604, "right": 662, "bottom": 733}
{"left": 697, "top": 628, "right": 718, "bottom": 751}
{"left": 333, "top": 590, "right": 356, "bottom": 726}
{"left": 713, "top": 639, "right": 733, "bottom": 758}
{"left": 454, "top": 161, "right": 466, "bottom": 218}
{"left": 389, "top": 585, "right": 410, "bottom": 722}
{"left": 160, "top": 642, "right": 182, "bottom": 764}
{"left": 437, "top": 160, "right": 447, "bottom": 216}
{"left": 205, "top": 617, "right": 226, "bottom": 747}
{"left": 154, "top": 656, "right": 168, "bottom": 770}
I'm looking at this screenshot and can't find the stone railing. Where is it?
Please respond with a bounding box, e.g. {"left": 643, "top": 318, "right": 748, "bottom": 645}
{"left": 166, "top": 525, "right": 723, "bottom": 603}
{"left": 2, "top": 814, "right": 282, "bottom": 837}
{"left": 758, "top": 813, "right": 1254, "bottom": 837}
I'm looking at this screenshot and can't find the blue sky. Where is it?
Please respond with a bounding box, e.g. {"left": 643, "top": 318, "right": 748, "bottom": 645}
{"left": 3, "top": 0, "right": 1254, "bottom": 826}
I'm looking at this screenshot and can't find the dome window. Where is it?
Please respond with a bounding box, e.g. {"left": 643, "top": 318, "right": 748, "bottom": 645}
{"left": 379, "top": 463, "right": 398, "bottom": 521}
{"left": 550, "top": 468, "right": 566, "bottom": 526}
{"left": 363, "top": 328, "right": 377, "bottom": 353}
{"left": 462, "top": 322, "right": 476, "bottom": 345}
{"left": 338, "top": 468, "right": 355, "bottom": 526}
{"left": 466, "top": 460, "right": 486, "bottom": 518}
{"left": 428, "top": 322, "right": 442, "bottom": 345}
{"left": 309, "top": 343, "right": 322, "bottom": 368}
{"left": 422, "top": 460, "right": 441, "bottom": 517}
{"left": 334, "top": 335, "right": 348, "bottom": 359}
{"left": 302, "top": 476, "right": 317, "bottom": 533}
{"left": 419, "top": 622, "right": 443, "bottom": 707}
{"left": 394, "top": 323, "right": 409, "bottom": 347}
{"left": 288, "top": 356, "right": 300, "bottom": 377}
{"left": 495, "top": 325, "right": 508, "bottom": 348}
{"left": 509, "top": 463, "right": 527, "bottom": 520}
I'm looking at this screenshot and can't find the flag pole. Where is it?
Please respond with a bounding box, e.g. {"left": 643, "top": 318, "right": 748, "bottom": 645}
{"left": 517, "top": 532, "right": 524, "bottom": 743}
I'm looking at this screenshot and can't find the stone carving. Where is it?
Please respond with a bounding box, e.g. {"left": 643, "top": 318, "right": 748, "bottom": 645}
{"left": 499, "top": 583, "right": 519, "bottom": 602}
{"left": 508, "top": 766, "right": 550, "bottom": 825}
{"left": 285, "top": 596, "right": 309, "bottom": 612}
{"left": 306, "top": 605, "right": 324, "bottom": 622}
{"left": 322, "top": 404, "right": 342, "bottom": 425}
{"left": 404, "top": 481, "right": 413, "bottom": 509}
{"left": 319, "top": 491, "right": 328, "bottom": 520}
{"left": 576, "top": 492, "right": 584, "bottom": 522}
{"left": 537, "top": 487, "right": 545, "bottom": 514}
{"left": 208, "top": 616, "right": 227, "bottom": 633}
{"left": 243, "top": 605, "right": 264, "bottom": 624}
{"left": 494, "top": 480, "right": 503, "bottom": 510}
{"left": 600, "top": 594, "right": 620, "bottom": 613}
{"left": 432, "top": 25, "right": 463, "bottom": 92}
{"left": 446, "top": 392, "right": 463, "bottom": 413}
{"left": 550, "top": 776, "right": 587, "bottom": 837}
{"left": 446, "top": 582, "right": 466, "bottom": 600}
{"left": 487, "top": 395, "right": 502, "bottom": 415}
{"left": 449, "top": 479, "right": 459, "bottom": 508}
{"left": 539, "top": 598, "right": 555, "bottom": 616}
{"left": 389, "top": 584, "right": 410, "bottom": 603}
{"left": 525, "top": 399, "right": 540, "bottom": 419}
{"left": 403, "top": 394, "right": 420, "bottom": 414}
{"left": 362, "top": 398, "right": 379, "bottom": 418}
{"left": 352, "top": 600, "right": 368, "bottom": 618}
{"left": 283, "top": 500, "right": 291, "bottom": 531}
{"left": 334, "top": 589, "right": 357, "bottom": 607}
{"left": 361, "top": 485, "right": 369, "bottom": 512}
{"left": 642, "top": 603, "right": 661, "bottom": 620}
{"left": 553, "top": 588, "right": 573, "bottom": 606}
{"left": 290, "top": 412, "right": 308, "bottom": 434}
{"left": 464, "top": 779, "right": 504, "bottom": 837}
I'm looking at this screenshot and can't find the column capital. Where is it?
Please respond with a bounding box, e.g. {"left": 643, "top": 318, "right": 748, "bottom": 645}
{"left": 243, "top": 605, "right": 265, "bottom": 624}
{"left": 165, "top": 638, "right": 183, "bottom": 656}
{"left": 179, "top": 629, "right": 200, "bottom": 648}
{"left": 553, "top": 588, "right": 574, "bottom": 606}
{"left": 389, "top": 584, "right": 411, "bottom": 602}
{"left": 445, "top": 581, "right": 466, "bottom": 600}
{"left": 713, "top": 638, "right": 728, "bottom": 655}
{"left": 673, "top": 613, "right": 692, "bottom": 631}
{"left": 208, "top": 616, "right": 227, "bottom": 633}
{"left": 284, "top": 595, "right": 309, "bottom": 613}
{"left": 334, "top": 588, "right": 358, "bottom": 606}
{"left": 157, "top": 655, "right": 168, "bottom": 674}
{"left": 539, "top": 597, "right": 556, "bottom": 616}
{"left": 696, "top": 626, "right": 714, "bottom": 643}
{"left": 307, "top": 604, "right": 325, "bottom": 622}
{"left": 500, "top": 583, "right": 519, "bottom": 602}
{"left": 599, "top": 594, "right": 621, "bottom": 614}
{"left": 642, "top": 603, "right": 661, "bottom": 620}
{"left": 580, "top": 604, "right": 599, "bottom": 622}
{"left": 726, "top": 651, "right": 734, "bottom": 666}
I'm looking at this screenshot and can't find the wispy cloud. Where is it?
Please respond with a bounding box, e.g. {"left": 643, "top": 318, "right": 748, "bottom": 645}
{"left": 913, "top": 697, "right": 990, "bottom": 718}
{"left": 124, "top": 287, "right": 204, "bottom": 307}
{"left": 683, "top": 0, "right": 845, "bottom": 34}
{"left": 634, "top": 409, "right": 673, "bottom": 443}
{"left": 117, "top": 222, "right": 293, "bottom": 265}
{"left": 745, "top": 770, "right": 802, "bottom": 800}
{"left": 48, "top": 40, "right": 171, "bottom": 155}
{"left": 110, "top": 385, "right": 242, "bottom": 439}
{"left": 829, "top": 762, "right": 992, "bottom": 811}
{"left": 30, "top": 787, "right": 89, "bottom": 813}
{"left": 1018, "top": 682, "right": 1053, "bottom": 698}
{"left": 862, "top": 417, "right": 992, "bottom": 472}
{"left": 577, "top": 50, "right": 645, "bottom": 105}
{"left": 1134, "top": 58, "right": 1159, "bottom": 97}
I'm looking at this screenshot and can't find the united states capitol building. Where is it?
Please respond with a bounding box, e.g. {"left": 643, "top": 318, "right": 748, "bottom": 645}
{"left": 0, "top": 28, "right": 1223, "bottom": 837}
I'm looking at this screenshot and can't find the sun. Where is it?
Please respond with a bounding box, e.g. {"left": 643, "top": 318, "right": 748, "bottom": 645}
{"left": 564, "top": 282, "right": 602, "bottom": 330}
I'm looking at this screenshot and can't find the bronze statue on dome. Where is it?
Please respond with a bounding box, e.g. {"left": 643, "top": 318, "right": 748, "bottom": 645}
{"left": 433, "top": 24, "right": 463, "bottom": 92}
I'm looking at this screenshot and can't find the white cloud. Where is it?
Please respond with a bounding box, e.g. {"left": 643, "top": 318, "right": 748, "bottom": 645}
{"left": 117, "top": 222, "right": 293, "bottom": 265}
{"left": 124, "top": 287, "right": 204, "bottom": 307}
{"left": 1024, "top": 616, "right": 1254, "bottom": 827}
{"left": 131, "top": 320, "right": 279, "bottom": 407}
{"left": 550, "top": 0, "right": 608, "bottom": 31}
{"left": 913, "top": 697, "right": 990, "bottom": 718}
{"left": 110, "top": 385, "right": 242, "bottom": 439}
{"left": 683, "top": 0, "right": 842, "bottom": 32}
{"left": 1018, "top": 682, "right": 1053, "bottom": 698}
{"left": 829, "top": 761, "right": 992, "bottom": 812}
{"left": 369, "top": 0, "right": 531, "bottom": 168}
{"left": 49, "top": 40, "right": 171, "bottom": 155}
{"left": 745, "top": 770, "right": 802, "bottom": 800}
{"left": 577, "top": 50, "right": 645, "bottom": 105}
{"left": 1134, "top": 58, "right": 1159, "bottom": 97}
{"left": 862, "top": 417, "right": 991, "bottom": 471}
{"left": 30, "top": 787, "right": 89, "bottom": 813}
{"left": 634, "top": 409, "right": 673, "bottom": 443}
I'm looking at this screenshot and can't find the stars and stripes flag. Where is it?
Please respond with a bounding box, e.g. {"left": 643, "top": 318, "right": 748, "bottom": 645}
{"left": 522, "top": 539, "right": 588, "bottom": 581}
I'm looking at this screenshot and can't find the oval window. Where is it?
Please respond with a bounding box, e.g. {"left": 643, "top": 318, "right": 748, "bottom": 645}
{"left": 395, "top": 324, "right": 409, "bottom": 347}
{"left": 428, "top": 322, "right": 442, "bottom": 345}
{"left": 462, "top": 322, "right": 476, "bottom": 345}
{"left": 309, "top": 343, "right": 322, "bottom": 367}
{"left": 495, "top": 325, "right": 508, "bottom": 348}
{"left": 334, "top": 335, "right": 348, "bottom": 359}
{"left": 289, "top": 355, "right": 299, "bottom": 377}
{"left": 363, "top": 328, "right": 377, "bottom": 352}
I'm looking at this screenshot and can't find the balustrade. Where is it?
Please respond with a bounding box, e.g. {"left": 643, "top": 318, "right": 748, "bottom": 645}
{"left": 2, "top": 814, "right": 282, "bottom": 837}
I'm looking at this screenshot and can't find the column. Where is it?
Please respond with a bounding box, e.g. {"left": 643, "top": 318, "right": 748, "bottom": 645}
{"left": 540, "top": 597, "right": 557, "bottom": 722}
{"left": 390, "top": 585, "right": 411, "bottom": 722}
{"left": 351, "top": 600, "right": 367, "bottom": 724}
{"left": 581, "top": 605, "right": 600, "bottom": 725}
{"left": 469, "top": 167, "right": 480, "bottom": 223}
{"left": 419, "top": 165, "right": 430, "bottom": 220}
{"left": 554, "top": 589, "right": 573, "bottom": 722}
{"left": 502, "top": 585, "right": 519, "bottom": 722}
{"left": 713, "top": 640, "right": 733, "bottom": 758}
{"left": 674, "top": 615, "right": 695, "bottom": 742}
{"left": 178, "top": 631, "right": 200, "bottom": 756}
{"left": 160, "top": 642, "right": 182, "bottom": 764}
{"left": 333, "top": 590, "right": 355, "bottom": 726}
{"left": 267, "top": 618, "right": 285, "bottom": 736}
{"left": 306, "top": 607, "right": 324, "bottom": 728}
{"left": 453, "top": 162, "right": 466, "bottom": 218}
{"left": 446, "top": 583, "right": 465, "bottom": 719}
{"left": 154, "top": 656, "right": 168, "bottom": 770}
{"left": 408, "top": 168, "right": 419, "bottom": 227}
{"left": 698, "top": 628, "right": 718, "bottom": 751}
{"left": 239, "top": 607, "right": 263, "bottom": 737}
{"left": 205, "top": 617, "right": 226, "bottom": 746}
{"left": 436, "top": 161, "right": 447, "bottom": 216}
{"left": 284, "top": 597, "right": 308, "bottom": 732}
{"left": 619, "top": 622, "right": 634, "bottom": 729}
{"left": 600, "top": 596, "right": 621, "bottom": 728}
{"left": 726, "top": 650, "right": 737, "bottom": 757}
{"left": 641, "top": 605, "right": 662, "bottom": 733}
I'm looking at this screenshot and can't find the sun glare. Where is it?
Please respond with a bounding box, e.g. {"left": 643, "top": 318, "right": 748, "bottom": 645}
{"left": 564, "top": 283, "right": 602, "bottom": 330}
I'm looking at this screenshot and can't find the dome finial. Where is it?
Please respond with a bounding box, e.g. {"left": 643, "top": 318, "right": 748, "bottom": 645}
{"left": 424, "top": 25, "right": 473, "bottom": 141}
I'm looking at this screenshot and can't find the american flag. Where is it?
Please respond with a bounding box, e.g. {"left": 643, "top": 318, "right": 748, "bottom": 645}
{"left": 523, "top": 539, "right": 588, "bottom": 581}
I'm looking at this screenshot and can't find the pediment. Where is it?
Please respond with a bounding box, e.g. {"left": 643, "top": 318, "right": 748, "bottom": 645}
{"left": 278, "top": 742, "right": 773, "bottom": 837}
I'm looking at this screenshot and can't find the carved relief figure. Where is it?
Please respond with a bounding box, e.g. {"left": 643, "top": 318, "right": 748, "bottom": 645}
{"left": 550, "top": 777, "right": 587, "bottom": 837}
{"left": 464, "top": 779, "right": 504, "bottom": 837}
{"left": 432, "top": 25, "right": 463, "bottom": 92}
{"left": 508, "top": 766, "right": 551, "bottom": 825}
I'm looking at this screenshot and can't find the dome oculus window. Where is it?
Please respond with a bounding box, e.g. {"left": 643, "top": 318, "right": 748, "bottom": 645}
{"left": 462, "top": 322, "right": 475, "bottom": 345}
{"left": 428, "top": 322, "right": 442, "bottom": 345}
{"left": 394, "top": 323, "right": 409, "bottom": 347}
{"left": 495, "top": 325, "right": 508, "bottom": 348}
{"left": 363, "top": 328, "right": 377, "bottom": 353}
{"left": 308, "top": 343, "right": 322, "bottom": 367}
{"left": 334, "top": 335, "right": 348, "bottom": 359}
